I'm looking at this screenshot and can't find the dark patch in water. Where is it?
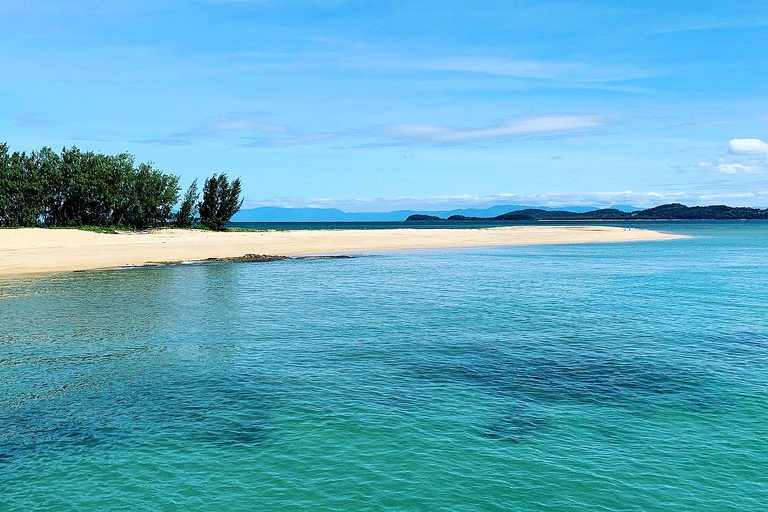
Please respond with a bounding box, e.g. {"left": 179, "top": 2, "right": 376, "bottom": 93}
{"left": 412, "top": 350, "right": 717, "bottom": 408}
{"left": 409, "top": 347, "right": 723, "bottom": 441}
{"left": 482, "top": 411, "right": 548, "bottom": 443}
{"left": 0, "top": 416, "right": 110, "bottom": 466}
{"left": 197, "top": 419, "right": 270, "bottom": 447}
{"left": 0, "top": 370, "right": 280, "bottom": 465}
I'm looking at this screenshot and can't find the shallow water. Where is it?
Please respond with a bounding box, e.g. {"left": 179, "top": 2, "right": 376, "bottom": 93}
{"left": 1, "top": 222, "right": 767, "bottom": 510}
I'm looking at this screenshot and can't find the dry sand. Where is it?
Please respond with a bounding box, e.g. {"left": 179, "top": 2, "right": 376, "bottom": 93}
{"left": 0, "top": 226, "right": 684, "bottom": 277}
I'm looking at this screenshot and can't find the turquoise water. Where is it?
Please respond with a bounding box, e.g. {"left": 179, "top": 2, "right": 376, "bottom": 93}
{"left": 2, "top": 222, "right": 767, "bottom": 510}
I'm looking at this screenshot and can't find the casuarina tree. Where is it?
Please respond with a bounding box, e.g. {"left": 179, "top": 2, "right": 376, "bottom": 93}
{"left": 0, "top": 142, "right": 180, "bottom": 229}
{"left": 198, "top": 173, "right": 243, "bottom": 230}
{"left": 174, "top": 179, "right": 199, "bottom": 227}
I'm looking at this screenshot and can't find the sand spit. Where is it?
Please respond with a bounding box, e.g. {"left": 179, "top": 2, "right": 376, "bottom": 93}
{"left": 0, "top": 226, "right": 684, "bottom": 278}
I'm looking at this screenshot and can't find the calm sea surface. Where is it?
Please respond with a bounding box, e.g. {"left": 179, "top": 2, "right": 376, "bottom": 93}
{"left": 1, "top": 222, "right": 767, "bottom": 510}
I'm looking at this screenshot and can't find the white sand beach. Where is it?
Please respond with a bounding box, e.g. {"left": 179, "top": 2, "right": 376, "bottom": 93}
{"left": 0, "top": 226, "right": 684, "bottom": 277}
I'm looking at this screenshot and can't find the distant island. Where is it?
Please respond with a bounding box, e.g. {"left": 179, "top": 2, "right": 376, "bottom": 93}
{"left": 230, "top": 203, "right": 627, "bottom": 222}
{"left": 406, "top": 204, "right": 768, "bottom": 222}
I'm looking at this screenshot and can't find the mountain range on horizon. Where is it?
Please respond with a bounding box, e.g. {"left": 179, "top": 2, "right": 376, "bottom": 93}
{"left": 406, "top": 203, "right": 768, "bottom": 222}
{"left": 231, "top": 204, "right": 640, "bottom": 222}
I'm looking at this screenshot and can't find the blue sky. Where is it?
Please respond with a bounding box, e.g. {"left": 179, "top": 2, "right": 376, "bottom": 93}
{"left": 2, "top": 0, "right": 768, "bottom": 210}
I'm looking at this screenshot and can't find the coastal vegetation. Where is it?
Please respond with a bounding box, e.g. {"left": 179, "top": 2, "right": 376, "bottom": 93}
{"left": 198, "top": 174, "right": 244, "bottom": 231}
{"left": 406, "top": 204, "right": 768, "bottom": 222}
{"left": 174, "top": 179, "right": 199, "bottom": 228}
{"left": 0, "top": 143, "right": 243, "bottom": 230}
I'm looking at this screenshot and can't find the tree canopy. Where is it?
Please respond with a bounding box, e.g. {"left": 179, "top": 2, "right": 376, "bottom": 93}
{"left": 0, "top": 143, "right": 181, "bottom": 229}
{"left": 174, "top": 179, "right": 199, "bottom": 228}
{"left": 198, "top": 173, "right": 244, "bottom": 230}
{"left": 0, "top": 142, "right": 248, "bottom": 230}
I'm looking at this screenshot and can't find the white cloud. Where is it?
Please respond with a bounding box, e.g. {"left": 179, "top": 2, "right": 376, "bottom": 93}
{"left": 729, "top": 138, "right": 768, "bottom": 155}
{"left": 696, "top": 158, "right": 766, "bottom": 175}
{"left": 180, "top": 113, "right": 335, "bottom": 145}
{"left": 713, "top": 163, "right": 764, "bottom": 175}
{"left": 381, "top": 115, "right": 607, "bottom": 143}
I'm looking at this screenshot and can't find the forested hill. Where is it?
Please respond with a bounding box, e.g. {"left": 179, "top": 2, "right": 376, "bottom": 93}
{"left": 406, "top": 204, "right": 768, "bottom": 222}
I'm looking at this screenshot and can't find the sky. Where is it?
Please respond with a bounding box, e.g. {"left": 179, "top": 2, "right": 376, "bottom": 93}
{"left": 2, "top": 0, "right": 768, "bottom": 210}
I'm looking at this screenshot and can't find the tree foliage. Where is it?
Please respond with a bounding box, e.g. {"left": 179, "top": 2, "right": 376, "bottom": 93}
{"left": 174, "top": 179, "right": 199, "bottom": 227}
{"left": 198, "top": 173, "right": 244, "bottom": 230}
{"left": 0, "top": 143, "right": 180, "bottom": 229}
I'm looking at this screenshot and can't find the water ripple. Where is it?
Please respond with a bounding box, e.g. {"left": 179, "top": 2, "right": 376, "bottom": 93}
{"left": 1, "top": 222, "right": 768, "bottom": 510}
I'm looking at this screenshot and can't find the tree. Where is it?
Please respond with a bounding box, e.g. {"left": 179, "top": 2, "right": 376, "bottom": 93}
{"left": 198, "top": 173, "right": 243, "bottom": 230}
{"left": 0, "top": 142, "right": 181, "bottom": 229}
{"left": 33, "top": 147, "right": 63, "bottom": 227}
{"left": 0, "top": 143, "right": 11, "bottom": 226}
{"left": 174, "top": 179, "right": 199, "bottom": 227}
{"left": 126, "top": 162, "right": 180, "bottom": 229}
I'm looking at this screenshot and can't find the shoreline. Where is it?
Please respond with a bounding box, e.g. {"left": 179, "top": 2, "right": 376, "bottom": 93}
{"left": 0, "top": 226, "right": 685, "bottom": 278}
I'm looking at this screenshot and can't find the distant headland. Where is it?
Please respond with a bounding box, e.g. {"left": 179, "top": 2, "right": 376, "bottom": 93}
{"left": 406, "top": 204, "right": 768, "bottom": 222}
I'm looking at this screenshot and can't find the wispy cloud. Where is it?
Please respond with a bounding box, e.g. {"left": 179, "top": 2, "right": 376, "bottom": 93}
{"left": 244, "top": 189, "right": 768, "bottom": 211}
{"left": 418, "top": 57, "right": 646, "bottom": 83}
{"left": 671, "top": 120, "right": 735, "bottom": 129}
{"left": 11, "top": 112, "right": 59, "bottom": 128}
{"left": 170, "top": 112, "right": 337, "bottom": 146}
{"left": 187, "top": 113, "right": 287, "bottom": 135}
{"left": 208, "top": 49, "right": 649, "bottom": 92}
{"left": 380, "top": 115, "right": 608, "bottom": 144}
{"left": 68, "top": 136, "right": 112, "bottom": 142}
{"left": 652, "top": 14, "right": 768, "bottom": 34}
{"left": 133, "top": 138, "right": 192, "bottom": 147}
{"left": 241, "top": 132, "right": 337, "bottom": 147}
{"left": 696, "top": 159, "right": 766, "bottom": 175}
{"left": 202, "top": 0, "right": 349, "bottom": 4}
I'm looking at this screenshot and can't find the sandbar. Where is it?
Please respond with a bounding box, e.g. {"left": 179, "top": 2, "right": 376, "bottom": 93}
{"left": 0, "top": 226, "right": 684, "bottom": 278}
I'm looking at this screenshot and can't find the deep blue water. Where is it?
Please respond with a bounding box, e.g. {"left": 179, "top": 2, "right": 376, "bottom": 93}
{"left": 229, "top": 220, "right": 534, "bottom": 230}
{"left": 228, "top": 218, "right": 768, "bottom": 231}
{"left": 1, "top": 222, "right": 767, "bottom": 510}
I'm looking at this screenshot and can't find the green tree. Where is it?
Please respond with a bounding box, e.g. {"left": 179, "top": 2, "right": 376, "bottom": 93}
{"left": 33, "top": 147, "right": 63, "bottom": 227}
{"left": 0, "top": 142, "right": 182, "bottom": 229}
{"left": 0, "top": 149, "right": 44, "bottom": 227}
{"left": 1, "top": 148, "right": 25, "bottom": 227}
{"left": 125, "top": 162, "right": 180, "bottom": 229}
{"left": 0, "top": 143, "right": 11, "bottom": 226}
{"left": 108, "top": 153, "right": 139, "bottom": 227}
{"left": 198, "top": 173, "right": 243, "bottom": 230}
{"left": 174, "top": 179, "right": 199, "bottom": 227}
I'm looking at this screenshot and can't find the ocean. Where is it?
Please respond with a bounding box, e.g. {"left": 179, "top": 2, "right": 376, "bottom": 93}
{"left": 1, "top": 221, "right": 767, "bottom": 510}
